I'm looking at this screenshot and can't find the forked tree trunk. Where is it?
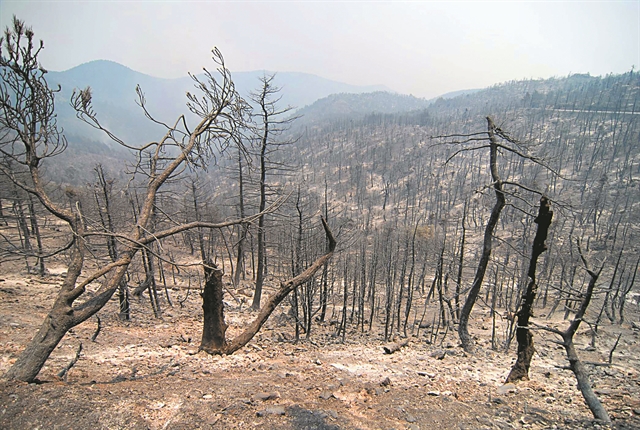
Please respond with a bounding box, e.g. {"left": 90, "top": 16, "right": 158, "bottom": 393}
{"left": 200, "top": 263, "right": 228, "bottom": 353}
{"left": 541, "top": 243, "right": 610, "bottom": 423}
{"left": 563, "top": 250, "right": 610, "bottom": 423}
{"left": 506, "top": 196, "right": 553, "bottom": 382}
{"left": 201, "top": 217, "right": 335, "bottom": 355}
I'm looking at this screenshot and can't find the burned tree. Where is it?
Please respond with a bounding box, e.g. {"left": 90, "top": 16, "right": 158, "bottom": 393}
{"left": 437, "top": 117, "right": 506, "bottom": 353}
{"left": 0, "top": 18, "right": 260, "bottom": 382}
{"left": 200, "top": 217, "right": 336, "bottom": 355}
{"left": 200, "top": 262, "right": 228, "bottom": 352}
{"left": 93, "top": 164, "right": 130, "bottom": 320}
{"left": 506, "top": 196, "right": 553, "bottom": 382}
{"left": 249, "top": 74, "right": 298, "bottom": 310}
{"left": 436, "top": 117, "right": 557, "bottom": 353}
{"left": 537, "top": 241, "right": 610, "bottom": 424}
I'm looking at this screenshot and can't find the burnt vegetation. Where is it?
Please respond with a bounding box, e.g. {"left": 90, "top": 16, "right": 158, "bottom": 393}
{"left": 1, "top": 17, "right": 640, "bottom": 427}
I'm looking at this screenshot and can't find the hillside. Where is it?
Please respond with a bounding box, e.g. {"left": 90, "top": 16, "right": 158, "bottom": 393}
{"left": 43, "top": 60, "right": 392, "bottom": 183}
{"left": 295, "top": 92, "right": 430, "bottom": 124}
{"left": 2, "top": 67, "right": 640, "bottom": 428}
{"left": 1, "top": 264, "right": 638, "bottom": 429}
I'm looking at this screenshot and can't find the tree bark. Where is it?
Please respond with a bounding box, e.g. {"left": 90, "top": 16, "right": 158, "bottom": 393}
{"left": 200, "top": 263, "right": 228, "bottom": 353}
{"left": 506, "top": 196, "right": 553, "bottom": 382}
{"left": 563, "top": 334, "right": 610, "bottom": 422}
{"left": 27, "top": 195, "right": 46, "bottom": 276}
{"left": 4, "top": 230, "right": 85, "bottom": 381}
{"left": 3, "top": 312, "right": 74, "bottom": 382}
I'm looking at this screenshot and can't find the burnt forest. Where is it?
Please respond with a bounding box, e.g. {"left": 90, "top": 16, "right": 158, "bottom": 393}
{"left": 1, "top": 17, "right": 639, "bottom": 430}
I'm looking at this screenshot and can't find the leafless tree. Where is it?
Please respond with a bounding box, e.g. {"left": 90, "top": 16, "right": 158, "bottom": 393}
{"left": 249, "top": 74, "right": 298, "bottom": 310}
{"left": 535, "top": 240, "right": 610, "bottom": 424}
{"left": 505, "top": 196, "right": 553, "bottom": 382}
{"left": 0, "top": 18, "right": 266, "bottom": 382}
{"left": 200, "top": 217, "right": 335, "bottom": 354}
{"left": 434, "top": 117, "right": 558, "bottom": 353}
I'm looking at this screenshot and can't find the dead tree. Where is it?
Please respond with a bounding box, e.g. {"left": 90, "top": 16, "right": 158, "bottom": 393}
{"left": 436, "top": 117, "right": 557, "bottom": 353}
{"left": 93, "top": 164, "right": 130, "bottom": 320}
{"left": 200, "top": 262, "right": 227, "bottom": 352}
{"left": 200, "top": 217, "right": 336, "bottom": 354}
{"left": 249, "top": 74, "right": 298, "bottom": 310}
{"left": 506, "top": 196, "right": 553, "bottom": 382}
{"left": 0, "top": 18, "right": 263, "bottom": 382}
{"left": 233, "top": 148, "right": 248, "bottom": 287}
{"left": 537, "top": 241, "right": 610, "bottom": 423}
{"left": 437, "top": 117, "right": 506, "bottom": 353}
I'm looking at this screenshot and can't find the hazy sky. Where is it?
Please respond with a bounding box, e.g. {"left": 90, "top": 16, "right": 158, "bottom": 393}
{"left": 1, "top": 1, "right": 638, "bottom": 98}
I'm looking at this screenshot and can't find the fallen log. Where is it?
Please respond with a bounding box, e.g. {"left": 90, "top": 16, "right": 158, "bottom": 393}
{"left": 383, "top": 339, "right": 409, "bottom": 354}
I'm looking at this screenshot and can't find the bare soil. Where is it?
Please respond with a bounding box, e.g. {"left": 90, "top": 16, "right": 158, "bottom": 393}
{"left": 1, "top": 266, "right": 639, "bottom": 429}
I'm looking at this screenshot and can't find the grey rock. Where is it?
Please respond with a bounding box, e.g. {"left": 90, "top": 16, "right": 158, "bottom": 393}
{"left": 430, "top": 349, "right": 446, "bottom": 360}
{"left": 257, "top": 406, "right": 286, "bottom": 417}
{"left": 497, "top": 383, "right": 516, "bottom": 395}
{"left": 319, "top": 391, "right": 333, "bottom": 400}
{"left": 252, "top": 391, "right": 281, "bottom": 402}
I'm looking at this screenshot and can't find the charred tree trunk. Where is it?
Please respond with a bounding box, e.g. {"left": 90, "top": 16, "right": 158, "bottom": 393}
{"left": 3, "top": 310, "right": 75, "bottom": 382}
{"left": 201, "top": 218, "right": 336, "bottom": 355}
{"left": 200, "top": 263, "right": 228, "bottom": 353}
{"left": 455, "top": 200, "right": 468, "bottom": 321}
{"left": 506, "top": 196, "right": 553, "bottom": 382}
{"left": 563, "top": 247, "right": 610, "bottom": 423}
{"left": 27, "top": 195, "right": 45, "bottom": 276}
{"left": 541, "top": 242, "right": 610, "bottom": 423}
{"left": 234, "top": 150, "right": 247, "bottom": 287}
{"left": 562, "top": 335, "right": 610, "bottom": 423}
{"left": 458, "top": 117, "right": 506, "bottom": 353}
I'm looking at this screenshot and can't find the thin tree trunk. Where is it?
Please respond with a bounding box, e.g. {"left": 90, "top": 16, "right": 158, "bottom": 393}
{"left": 542, "top": 242, "right": 610, "bottom": 423}
{"left": 458, "top": 117, "right": 506, "bottom": 353}
{"left": 27, "top": 195, "right": 45, "bottom": 276}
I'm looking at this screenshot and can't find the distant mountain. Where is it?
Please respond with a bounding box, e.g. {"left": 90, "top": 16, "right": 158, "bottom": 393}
{"left": 231, "top": 71, "right": 390, "bottom": 109}
{"left": 41, "top": 60, "right": 393, "bottom": 183}
{"left": 434, "top": 88, "right": 481, "bottom": 100}
{"left": 294, "top": 91, "right": 431, "bottom": 124}
{"left": 46, "top": 60, "right": 390, "bottom": 148}
{"left": 49, "top": 61, "right": 183, "bottom": 150}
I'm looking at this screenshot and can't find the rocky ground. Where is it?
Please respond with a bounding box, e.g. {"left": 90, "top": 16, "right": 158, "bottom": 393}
{"left": 1, "top": 266, "right": 640, "bottom": 429}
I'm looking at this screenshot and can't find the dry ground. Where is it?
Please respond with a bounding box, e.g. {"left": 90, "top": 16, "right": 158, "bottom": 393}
{"left": 1, "top": 264, "right": 639, "bottom": 429}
